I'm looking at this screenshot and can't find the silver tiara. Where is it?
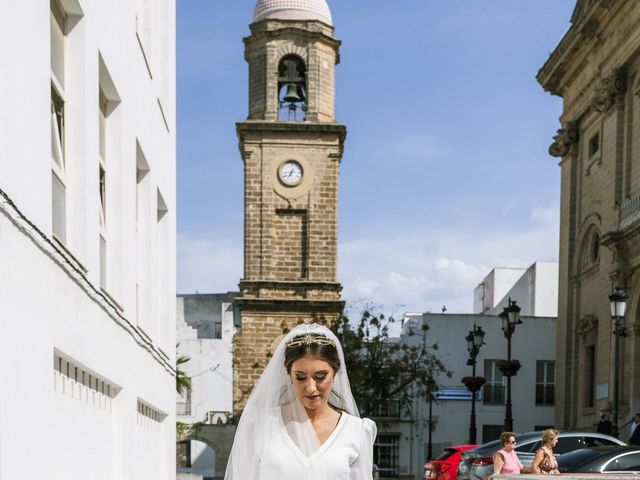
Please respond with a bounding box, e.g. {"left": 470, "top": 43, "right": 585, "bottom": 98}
{"left": 285, "top": 333, "right": 336, "bottom": 350}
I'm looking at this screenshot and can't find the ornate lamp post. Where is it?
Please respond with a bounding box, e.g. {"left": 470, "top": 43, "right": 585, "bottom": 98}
{"left": 609, "top": 288, "right": 628, "bottom": 438}
{"left": 499, "top": 298, "right": 522, "bottom": 432}
{"left": 462, "top": 325, "right": 485, "bottom": 444}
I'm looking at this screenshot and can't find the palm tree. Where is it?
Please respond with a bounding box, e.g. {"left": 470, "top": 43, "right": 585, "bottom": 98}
{"left": 176, "top": 351, "right": 192, "bottom": 395}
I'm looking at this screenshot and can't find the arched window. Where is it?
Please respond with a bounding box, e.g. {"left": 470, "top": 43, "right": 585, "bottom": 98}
{"left": 278, "top": 55, "right": 306, "bottom": 121}
{"left": 580, "top": 227, "right": 601, "bottom": 270}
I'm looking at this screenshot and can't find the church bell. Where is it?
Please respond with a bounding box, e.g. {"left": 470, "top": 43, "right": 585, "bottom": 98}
{"left": 282, "top": 83, "right": 304, "bottom": 104}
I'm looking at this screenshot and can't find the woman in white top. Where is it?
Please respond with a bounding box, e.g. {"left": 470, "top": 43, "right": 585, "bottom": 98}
{"left": 225, "top": 323, "right": 377, "bottom": 480}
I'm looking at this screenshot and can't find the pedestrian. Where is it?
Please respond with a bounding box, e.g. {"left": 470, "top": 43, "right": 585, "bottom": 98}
{"left": 597, "top": 413, "right": 612, "bottom": 435}
{"left": 629, "top": 413, "right": 640, "bottom": 445}
{"left": 531, "top": 429, "right": 560, "bottom": 475}
{"left": 224, "top": 323, "right": 377, "bottom": 480}
{"left": 490, "top": 432, "right": 532, "bottom": 477}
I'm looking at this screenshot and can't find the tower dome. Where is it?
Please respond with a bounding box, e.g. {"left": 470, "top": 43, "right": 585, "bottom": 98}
{"left": 252, "top": 0, "right": 333, "bottom": 26}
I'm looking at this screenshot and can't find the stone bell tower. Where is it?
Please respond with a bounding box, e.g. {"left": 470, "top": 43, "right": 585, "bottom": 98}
{"left": 234, "top": 0, "right": 345, "bottom": 413}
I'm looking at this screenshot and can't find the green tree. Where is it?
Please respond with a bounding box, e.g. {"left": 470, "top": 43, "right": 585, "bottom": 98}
{"left": 176, "top": 352, "right": 192, "bottom": 395}
{"left": 331, "top": 308, "right": 450, "bottom": 417}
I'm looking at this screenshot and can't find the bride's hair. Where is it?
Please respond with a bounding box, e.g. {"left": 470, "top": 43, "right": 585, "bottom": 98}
{"left": 284, "top": 333, "right": 341, "bottom": 374}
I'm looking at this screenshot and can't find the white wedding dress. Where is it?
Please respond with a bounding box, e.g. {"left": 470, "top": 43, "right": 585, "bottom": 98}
{"left": 258, "top": 411, "right": 377, "bottom": 480}
{"left": 224, "top": 324, "right": 377, "bottom": 480}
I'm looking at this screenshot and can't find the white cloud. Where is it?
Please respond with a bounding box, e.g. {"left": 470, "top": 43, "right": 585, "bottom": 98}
{"left": 530, "top": 203, "right": 560, "bottom": 225}
{"left": 177, "top": 204, "right": 560, "bottom": 318}
{"left": 339, "top": 204, "right": 559, "bottom": 314}
{"left": 177, "top": 232, "right": 242, "bottom": 294}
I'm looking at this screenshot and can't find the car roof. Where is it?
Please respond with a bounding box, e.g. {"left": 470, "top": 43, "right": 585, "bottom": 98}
{"left": 558, "top": 445, "right": 640, "bottom": 469}
{"left": 468, "top": 431, "right": 624, "bottom": 455}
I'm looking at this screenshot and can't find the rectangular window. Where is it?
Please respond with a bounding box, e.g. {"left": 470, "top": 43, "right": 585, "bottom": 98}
{"left": 50, "top": 0, "right": 65, "bottom": 87}
{"left": 53, "top": 350, "right": 119, "bottom": 410}
{"left": 535, "top": 361, "right": 555, "bottom": 405}
{"left": 482, "top": 425, "right": 504, "bottom": 444}
{"left": 51, "top": 83, "right": 66, "bottom": 242}
{"left": 370, "top": 400, "right": 401, "bottom": 419}
{"left": 374, "top": 435, "right": 399, "bottom": 479}
{"left": 137, "top": 398, "right": 167, "bottom": 431}
{"left": 586, "top": 345, "right": 596, "bottom": 408}
{"left": 99, "top": 90, "right": 108, "bottom": 289}
{"left": 483, "top": 360, "right": 505, "bottom": 405}
{"left": 136, "top": 144, "right": 151, "bottom": 329}
{"left": 51, "top": 0, "right": 67, "bottom": 243}
{"left": 589, "top": 133, "right": 600, "bottom": 157}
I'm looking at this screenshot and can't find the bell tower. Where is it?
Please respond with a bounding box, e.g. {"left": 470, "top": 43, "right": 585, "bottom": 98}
{"left": 234, "top": 0, "right": 346, "bottom": 413}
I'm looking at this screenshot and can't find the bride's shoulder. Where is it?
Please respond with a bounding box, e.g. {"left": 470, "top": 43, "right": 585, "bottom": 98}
{"left": 342, "top": 413, "right": 377, "bottom": 438}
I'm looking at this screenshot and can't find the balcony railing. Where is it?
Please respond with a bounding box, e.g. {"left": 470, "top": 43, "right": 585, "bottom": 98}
{"left": 370, "top": 400, "right": 401, "bottom": 419}
{"left": 619, "top": 191, "right": 640, "bottom": 230}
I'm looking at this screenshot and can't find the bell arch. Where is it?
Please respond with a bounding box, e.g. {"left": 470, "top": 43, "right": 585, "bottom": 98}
{"left": 277, "top": 54, "right": 307, "bottom": 121}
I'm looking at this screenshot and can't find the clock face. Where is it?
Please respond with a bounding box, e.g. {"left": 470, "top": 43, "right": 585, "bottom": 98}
{"left": 279, "top": 160, "right": 303, "bottom": 186}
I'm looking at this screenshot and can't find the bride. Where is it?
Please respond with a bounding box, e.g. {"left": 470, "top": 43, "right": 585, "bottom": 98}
{"left": 225, "top": 323, "right": 377, "bottom": 480}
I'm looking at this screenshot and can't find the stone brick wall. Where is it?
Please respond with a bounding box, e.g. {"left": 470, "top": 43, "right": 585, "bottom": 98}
{"left": 272, "top": 209, "right": 308, "bottom": 280}
{"left": 233, "top": 18, "right": 345, "bottom": 415}
{"left": 538, "top": 0, "right": 640, "bottom": 430}
{"left": 244, "top": 19, "right": 340, "bottom": 122}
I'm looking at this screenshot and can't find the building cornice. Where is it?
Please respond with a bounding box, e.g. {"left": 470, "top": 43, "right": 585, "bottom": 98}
{"left": 537, "top": 0, "right": 619, "bottom": 96}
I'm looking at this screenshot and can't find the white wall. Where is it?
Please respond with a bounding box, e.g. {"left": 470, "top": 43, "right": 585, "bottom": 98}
{"left": 493, "top": 262, "right": 559, "bottom": 317}
{"left": 474, "top": 268, "right": 526, "bottom": 314}
{"left": 0, "top": 0, "right": 176, "bottom": 478}
{"left": 176, "top": 294, "right": 236, "bottom": 424}
{"left": 176, "top": 294, "right": 237, "bottom": 479}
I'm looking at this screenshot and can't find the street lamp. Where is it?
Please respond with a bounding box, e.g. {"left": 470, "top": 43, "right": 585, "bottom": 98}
{"left": 465, "top": 324, "right": 486, "bottom": 444}
{"left": 609, "top": 288, "right": 628, "bottom": 438}
{"left": 499, "top": 298, "right": 522, "bottom": 432}
{"left": 426, "top": 378, "right": 437, "bottom": 460}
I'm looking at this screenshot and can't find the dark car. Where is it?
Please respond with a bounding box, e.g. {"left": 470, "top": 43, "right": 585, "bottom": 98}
{"left": 558, "top": 445, "right": 640, "bottom": 474}
{"left": 457, "top": 431, "right": 625, "bottom": 480}
{"left": 424, "top": 445, "right": 477, "bottom": 480}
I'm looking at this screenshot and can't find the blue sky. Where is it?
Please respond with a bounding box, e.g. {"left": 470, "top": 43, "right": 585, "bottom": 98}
{"left": 177, "top": 1, "right": 575, "bottom": 314}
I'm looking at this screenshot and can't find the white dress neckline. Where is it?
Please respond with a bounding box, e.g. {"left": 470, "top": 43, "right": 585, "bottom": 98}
{"left": 279, "top": 407, "right": 348, "bottom": 465}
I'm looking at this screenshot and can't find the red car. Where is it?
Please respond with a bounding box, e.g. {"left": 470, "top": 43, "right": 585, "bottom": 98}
{"left": 424, "top": 445, "right": 478, "bottom": 480}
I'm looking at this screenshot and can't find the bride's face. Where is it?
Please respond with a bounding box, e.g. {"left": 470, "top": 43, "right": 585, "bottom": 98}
{"left": 290, "top": 353, "right": 335, "bottom": 411}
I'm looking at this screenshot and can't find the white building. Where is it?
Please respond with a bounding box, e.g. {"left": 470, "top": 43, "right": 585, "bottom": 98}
{"left": 474, "top": 261, "right": 559, "bottom": 317}
{"left": 390, "top": 313, "right": 557, "bottom": 480}
{"left": 0, "top": 1, "right": 176, "bottom": 479}
{"left": 375, "top": 263, "right": 558, "bottom": 480}
{"left": 176, "top": 293, "right": 238, "bottom": 480}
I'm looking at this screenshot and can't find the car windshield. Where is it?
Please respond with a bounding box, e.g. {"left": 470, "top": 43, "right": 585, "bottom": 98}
{"left": 470, "top": 439, "right": 501, "bottom": 455}
{"left": 434, "top": 449, "right": 456, "bottom": 461}
{"left": 470, "top": 435, "right": 539, "bottom": 456}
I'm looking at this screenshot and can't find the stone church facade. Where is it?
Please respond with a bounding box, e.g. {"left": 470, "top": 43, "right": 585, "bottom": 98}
{"left": 538, "top": 0, "right": 640, "bottom": 434}
{"left": 233, "top": 0, "right": 345, "bottom": 414}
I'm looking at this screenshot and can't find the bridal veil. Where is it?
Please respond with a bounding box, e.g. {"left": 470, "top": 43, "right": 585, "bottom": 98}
{"left": 224, "top": 323, "right": 360, "bottom": 479}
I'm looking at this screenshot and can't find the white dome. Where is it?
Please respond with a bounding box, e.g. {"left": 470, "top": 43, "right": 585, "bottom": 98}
{"left": 253, "top": 0, "right": 333, "bottom": 26}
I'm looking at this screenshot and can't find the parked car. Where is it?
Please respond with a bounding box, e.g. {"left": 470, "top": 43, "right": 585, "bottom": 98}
{"left": 558, "top": 445, "right": 640, "bottom": 474}
{"left": 457, "top": 431, "right": 625, "bottom": 480}
{"left": 424, "top": 445, "right": 478, "bottom": 480}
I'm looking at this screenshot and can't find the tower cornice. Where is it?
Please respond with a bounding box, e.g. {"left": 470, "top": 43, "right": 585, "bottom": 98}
{"left": 244, "top": 23, "right": 341, "bottom": 60}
